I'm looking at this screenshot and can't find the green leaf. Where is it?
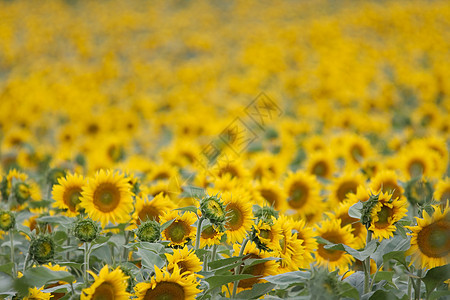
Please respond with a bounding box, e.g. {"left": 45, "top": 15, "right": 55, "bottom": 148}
{"left": 263, "top": 271, "right": 310, "bottom": 286}
{"left": 422, "top": 264, "right": 450, "bottom": 296}
{"left": 136, "top": 247, "right": 165, "bottom": 272}
{"left": 368, "top": 289, "right": 406, "bottom": 300}
{"left": 205, "top": 274, "right": 255, "bottom": 291}
{"left": 0, "top": 263, "right": 14, "bottom": 276}
{"left": 339, "top": 281, "right": 360, "bottom": 300}
{"left": 14, "top": 267, "right": 75, "bottom": 295}
{"left": 160, "top": 219, "right": 175, "bottom": 231}
{"left": 138, "top": 242, "right": 166, "bottom": 253}
{"left": 395, "top": 223, "right": 407, "bottom": 238}
{"left": 324, "top": 240, "right": 379, "bottom": 261}
{"left": 373, "top": 271, "right": 394, "bottom": 283}
{"left": 0, "top": 272, "right": 13, "bottom": 294}
{"left": 236, "top": 282, "right": 276, "bottom": 299}
{"left": 428, "top": 290, "right": 450, "bottom": 300}
{"left": 36, "top": 215, "right": 74, "bottom": 228}
{"left": 315, "top": 236, "right": 332, "bottom": 245}
{"left": 174, "top": 205, "right": 198, "bottom": 214}
{"left": 209, "top": 256, "right": 244, "bottom": 270}
{"left": 348, "top": 201, "right": 363, "bottom": 219}
{"left": 382, "top": 251, "right": 407, "bottom": 267}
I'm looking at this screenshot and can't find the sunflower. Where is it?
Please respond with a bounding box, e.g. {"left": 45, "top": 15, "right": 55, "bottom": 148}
{"left": 52, "top": 173, "right": 86, "bottom": 217}
{"left": 292, "top": 218, "right": 318, "bottom": 268}
{"left": 369, "top": 170, "right": 405, "bottom": 203}
{"left": 326, "top": 199, "right": 367, "bottom": 249}
{"left": 43, "top": 263, "right": 71, "bottom": 300}
{"left": 406, "top": 205, "right": 450, "bottom": 269}
{"left": 328, "top": 173, "right": 365, "bottom": 206}
{"left": 134, "top": 265, "right": 201, "bottom": 300}
{"left": 340, "top": 133, "right": 374, "bottom": 169}
{"left": 305, "top": 151, "right": 335, "bottom": 179}
{"left": 284, "top": 171, "right": 322, "bottom": 215}
{"left": 226, "top": 241, "right": 279, "bottom": 295}
{"left": 434, "top": 178, "right": 450, "bottom": 205}
{"left": 252, "top": 217, "right": 283, "bottom": 252}
{"left": 24, "top": 287, "right": 53, "bottom": 300}
{"left": 250, "top": 153, "right": 284, "bottom": 181}
{"left": 399, "top": 147, "right": 436, "bottom": 180}
{"left": 165, "top": 246, "right": 203, "bottom": 277}
{"left": 315, "top": 219, "right": 357, "bottom": 272}
{"left": 368, "top": 191, "right": 408, "bottom": 240}
{"left": 275, "top": 215, "right": 305, "bottom": 272}
{"left": 80, "top": 170, "right": 133, "bottom": 227}
{"left": 197, "top": 224, "right": 224, "bottom": 248}
{"left": 131, "top": 192, "right": 176, "bottom": 227}
{"left": 253, "top": 179, "right": 287, "bottom": 212}
{"left": 160, "top": 211, "right": 197, "bottom": 247}
{"left": 81, "top": 265, "right": 130, "bottom": 300}
{"left": 222, "top": 190, "right": 253, "bottom": 244}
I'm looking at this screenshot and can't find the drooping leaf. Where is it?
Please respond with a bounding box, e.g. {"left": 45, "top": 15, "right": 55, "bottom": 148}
{"left": 174, "top": 206, "right": 198, "bottom": 214}
{"left": 136, "top": 247, "right": 165, "bottom": 272}
{"left": 422, "top": 264, "right": 450, "bottom": 296}
{"left": 263, "top": 271, "right": 310, "bottom": 286}
{"left": 324, "top": 240, "right": 379, "bottom": 261}
{"left": 236, "top": 282, "right": 276, "bottom": 299}
{"left": 349, "top": 201, "right": 363, "bottom": 219}
{"left": 205, "top": 274, "right": 255, "bottom": 291}
{"left": 14, "top": 267, "right": 75, "bottom": 295}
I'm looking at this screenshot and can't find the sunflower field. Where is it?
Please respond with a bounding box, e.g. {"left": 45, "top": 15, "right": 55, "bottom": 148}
{"left": 0, "top": 0, "right": 449, "bottom": 299}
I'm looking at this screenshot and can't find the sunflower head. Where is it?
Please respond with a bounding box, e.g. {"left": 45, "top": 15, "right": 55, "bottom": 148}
{"left": 136, "top": 220, "right": 161, "bottom": 243}
{"left": 13, "top": 181, "right": 31, "bottom": 204}
{"left": 74, "top": 218, "right": 100, "bottom": 243}
{"left": 200, "top": 194, "right": 226, "bottom": 226}
{"left": 405, "top": 177, "right": 433, "bottom": 205}
{"left": 250, "top": 218, "right": 282, "bottom": 252}
{"left": 30, "top": 235, "right": 56, "bottom": 264}
{"left": 0, "top": 210, "right": 15, "bottom": 231}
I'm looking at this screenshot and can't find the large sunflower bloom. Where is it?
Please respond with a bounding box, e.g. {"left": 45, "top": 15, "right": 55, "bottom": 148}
{"left": 52, "top": 173, "right": 86, "bottom": 217}
{"left": 222, "top": 190, "right": 253, "bottom": 244}
{"left": 134, "top": 265, "right": 201, "bottom": 300}
{"left": 368, "top": 191, "right": 408, "bottom": 240}
{"left": 80, "top": 170, "right": 133, "bottom": 227}
{"left": 328, "top": 173, "right": 365, "bottom": 206}
{"left": 81, "top": 265, "right": 130, "bottom": 300}
{"left": 406, "top": 205, "right": 450, "bottom": 269}
{"left": 160, "top": 211, "right": 197, "bottom": 247}
{"left": 315, "top": 219, "right": 357, "bottom": 272}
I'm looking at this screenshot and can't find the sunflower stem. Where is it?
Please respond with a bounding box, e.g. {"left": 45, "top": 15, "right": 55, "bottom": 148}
{"left": 10, "top": 229, "right": 16, "bottom": 278}
{"left": 83, "top": 242, "right": 90, "bottom": 286}
{"left": 232, "top": 238, "right": 249, "bottom": 298}
{"left": 195, "top": 217, "right": 205, "bottom": 250}
{"left": 22, "top": 251, "right": 30, "bottom": 274}
{"left": 407, "top": 276, "right": 413, "bottom": 300}
{"left": 211, "top": 244, "right": 218, "bottom": 270}
{"left": 414, "top": 268, "right": 422, "bottom": 300}
{"left": 369, "top": 262, "right": 383, "bottom": 292}
{"left": 122, "top": 230, "right": 129, "bottom": 262}
{"left": 363, "top": 230, "right": 372, "bottom": 294}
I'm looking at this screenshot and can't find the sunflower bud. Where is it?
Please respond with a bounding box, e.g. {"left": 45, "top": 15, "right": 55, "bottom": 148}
{"left": 136, "top": 220, "right": 160, "bottom": 243}
{"left": 30, "top": 235, "right": 56, "bottom": 264}
{"left": 13, "top": 182, "right": 31, "bottom": 204}
{"left": 308, "top": 269, "right": 341, "bottom": 300}
{"left": 74, "top": 219, "right": 100, "bottom": 242}
{"left": 46, "top": 168, "right": 67, "bottom": 186}
{"left": 253, "top": 205, "right": 278, "bottom": 223}
{"left": 0, "top": 210, "right": 15, "bottom": 231}
{"left": 200, "top": 195, "right": 226, "bottom": 226}
{"left": 360, "top": 193, "right": 380, "bottom": 229}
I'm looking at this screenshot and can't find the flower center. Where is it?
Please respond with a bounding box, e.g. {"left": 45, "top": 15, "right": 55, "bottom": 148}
{"left": 375, "top": 205, "right": 393, "bottom": 229}
{"left": 408, "top": 160, "right": 425, "bottom": 178}
{"left": 350, "top": 145, "right": 363, "bottom": 162}
{"left": 144, "top": 282, "right": 185, "bottom": 300}
{"left": 417, "top": 220, "right": 450, "bottom": 258}
{"left": 312, "top": 161, "right": 328, "bottom": 177}
{"left": 92, "top": 282, "right": 115, "bottom": 300}
{"left": 65, "top": 188, "right": 82, "bottom": 212}
{"left": 201, "top": 225, "right": 217, "bottom": 240}
{"left": 380, "top": 181, "right": 401, "bottom": 200}
{"left": 239, "top": 254, "right": 264, "bottom": 289}
{"left": 226, "top": 205, "right": 243, "bottom": 230}
{"left": 138, "top": 205, "right": 160, "bottom": 224}
{"left": 93, "top": 183, "right": 120, "bottom": 212}
{"left": 288, "top": 182, "right": 309, "bottom": 209}
{"left": 167, "top": 221, "right": 189, "bottom": 243}
{"left": 259, "top": 188, "right": 279, "bottom": 208}
{"left": 336, "top": 181, "right": 358, "bottom": 202}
